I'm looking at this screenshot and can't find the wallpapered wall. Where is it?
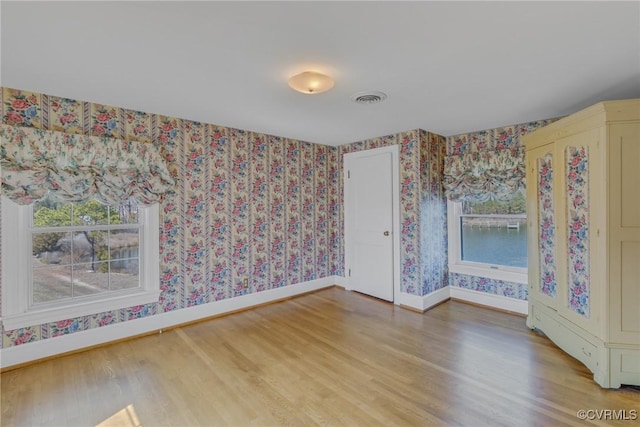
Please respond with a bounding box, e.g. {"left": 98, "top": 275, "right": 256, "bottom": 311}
{"left": 338, "top": 130, "right": 448, "bottom": 296}
{"left": 419, "top": 130, "right": 448, "bottom": 295}
{"left": 445, "top": 119, "right": 557, "bottom": 301}
{"left": 0, "top": 87, "right": 448, "bottom": 349}
{"left": 0, "top": 85, "right": 544, "bottom": 349}
{"left": 0, "top": 87, "right": 343, "bottom": 348}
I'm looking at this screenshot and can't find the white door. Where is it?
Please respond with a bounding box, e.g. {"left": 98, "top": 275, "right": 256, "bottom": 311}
{"left": 344, "top": 146, "right": 398, "bottom": 302}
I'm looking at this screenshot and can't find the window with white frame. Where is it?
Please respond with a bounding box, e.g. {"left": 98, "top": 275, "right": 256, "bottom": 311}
{"left": 1, "top": 195, "right": 160, "bottom": 330}
{"left": 1, "top": 124, "right": 172, "bottom": 330}
{"left": 447, "top": 193, "right": 528, "bottom": 283}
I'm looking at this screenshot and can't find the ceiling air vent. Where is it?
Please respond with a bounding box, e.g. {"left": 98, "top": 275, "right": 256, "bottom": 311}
{"left": 351, "top": 91, "right": 387, "bottom": 105}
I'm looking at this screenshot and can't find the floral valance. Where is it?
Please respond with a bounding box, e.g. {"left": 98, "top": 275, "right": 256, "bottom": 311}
{"left": 0, "top": 124, "right": 175, "bottom": 206}
{"left": 443, "top": 148, "right": 524, "bottom": 203}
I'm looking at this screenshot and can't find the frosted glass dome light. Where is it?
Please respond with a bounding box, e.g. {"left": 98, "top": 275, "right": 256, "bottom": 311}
{"left": 288, "top": 71, "right": 334, "bottom": 94}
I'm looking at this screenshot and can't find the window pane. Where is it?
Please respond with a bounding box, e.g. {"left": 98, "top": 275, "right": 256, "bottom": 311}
{"left": 113, "top": 201, "right": 139, "bottom": 224}
{"left": 33, "top": 265, "right": 72, "bottom": 304}
{"left": 28, "top": 197, "right": 144, "bottom": 309}
{"left": 32, "top": 194, "right": 72, "bottom": 227}
{"left": 72, "top": 262, "right": 109, "bottom": 296}
{"left": 460, "top": 194, "right": 527, "bottom": 268}
{"left": 72, "top": 199, "right": 111, "bottom": 226}
{"left": 110, "top": 230, "right": 139, "bottom": 260}
{"left": 110, "top": 260, "right": 139, "bottom": 290}
{"left": 32, "top": 231, "right": 71, "bottom": 263}
{"left": 72, "top": 231, "right": 108, "bottom": 264}
{"left": 461, "top": 220, "right": 527, "bottom": 267}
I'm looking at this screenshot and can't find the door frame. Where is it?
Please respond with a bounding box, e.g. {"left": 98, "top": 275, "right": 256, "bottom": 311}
{"left": 344, "top": 145, "right": 401, "bottom": 304}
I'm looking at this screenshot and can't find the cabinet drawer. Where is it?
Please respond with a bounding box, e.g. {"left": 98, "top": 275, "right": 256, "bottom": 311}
{"left": 531, "top": 304, "right": 599, "bottom": 374}
{"left": 561, "top": 328, "right": 598, "bottom": 374}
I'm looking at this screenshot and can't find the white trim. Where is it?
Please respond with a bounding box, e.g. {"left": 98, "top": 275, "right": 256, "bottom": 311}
{"left": 396, "top": 287, "right": 450, "bottom": 312}
{"left": 1, "top": 280, "right": 531, "bottom": 368}
{"left": 449, "top": 287, "right": 528, "bottom": 315}
{"left": 391, "top": 146, "right": 401, "bottom": 306}
{"left": 422, "top": 287, "right": 451, "bottom": 311}
{"left": 1, "top": 290, "right": 162, "bottom": 331}
{"left": 396, "top": 292, "right": 423, "bottom": 310}
{"left": 398, "top": 286, "right": 527, "bottom": 314}
{"left": 141, "top": 203, "right": 160, "bottom": 301}
{"left": 447, "top": 200, "right": 528, "bottom": 284}
{"left": 1, "top": 198, "right": 30, "bottom": 320}
{"left": 1, "top": 198, "right": 160, "bottom": 330}
{"left": 0, "top": 276, "right": 337, "bottom": 369}
{"left": 448, "top": 264, "right": 528, "bottom": 285}
{"left": 343, "top": 145, "right": 401, "bottom": 303}
{"left": 332, "top": 275, "right": 348, "bottom": 288}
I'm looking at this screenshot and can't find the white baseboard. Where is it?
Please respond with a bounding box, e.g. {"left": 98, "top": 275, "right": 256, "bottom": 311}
{"left": 332, "top": 275, "right": 348, "bottom": 288}
{"left": 1, "top": 279, "right": 529, "bottom": 369}
{"left": 397, "top": 286, "right": 450, "bottom": 312}
{"left": 0, "top": 276, "right": 337, "bottom": 369}
{"left": 339, "top": 275, "right": 450, "bottom": 312}
{"left": 449, "top": 287, "right": 528, "bottom": 315}
{"left": 398, "top": 286, "right": 527, "bottom": 314}
{"left": 422, "top": 287, "right": 451, "bottom": 310}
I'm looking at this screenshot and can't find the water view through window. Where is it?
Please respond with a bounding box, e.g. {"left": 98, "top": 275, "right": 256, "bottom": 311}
{"left": 460, "top": 193, "right": 528, "bottom": 268}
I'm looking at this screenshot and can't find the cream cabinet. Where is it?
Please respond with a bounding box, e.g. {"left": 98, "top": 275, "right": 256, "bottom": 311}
{"left": 524, "top": 99, "right": 640, "bottom": 388}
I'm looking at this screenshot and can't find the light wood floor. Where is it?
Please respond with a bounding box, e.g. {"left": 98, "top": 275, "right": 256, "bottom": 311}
{"left": 1, "top": 287, "right": 638, "bottom": 427}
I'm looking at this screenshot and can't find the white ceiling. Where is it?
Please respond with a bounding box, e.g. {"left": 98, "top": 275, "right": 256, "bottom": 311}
{"left": 2, "top": 1, "right": 639, "bottom": 146}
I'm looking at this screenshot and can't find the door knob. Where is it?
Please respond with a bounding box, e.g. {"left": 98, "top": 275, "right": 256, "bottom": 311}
{"left": 383, "top": 231, "right": 390, "bottom": 236}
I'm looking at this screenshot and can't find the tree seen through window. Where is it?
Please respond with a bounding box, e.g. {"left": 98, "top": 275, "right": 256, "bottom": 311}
{"left": 31, "top": 194, "right": 140, "bottom": 305}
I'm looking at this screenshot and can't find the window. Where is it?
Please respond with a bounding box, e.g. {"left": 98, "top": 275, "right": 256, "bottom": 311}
{"left": 1, "top": 123, "right": 172, "bottom": 330}
{"left": 448, "top": 193, "right": 528, "bottom": 284}
{"left": 1, "top": 195, "right": 160, "bottom": 330}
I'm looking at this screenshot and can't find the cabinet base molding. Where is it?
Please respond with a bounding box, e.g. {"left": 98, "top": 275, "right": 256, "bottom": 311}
{"left": 609, "top": 348, "right": 640, "bottom": 389}
{"left": 528, "top": 302, "right": 639, "bottom": 388}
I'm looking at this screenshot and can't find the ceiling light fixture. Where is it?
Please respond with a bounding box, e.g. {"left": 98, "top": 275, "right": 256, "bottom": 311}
{"left": 288, "top": 71, "right": 334, "bottom": 94}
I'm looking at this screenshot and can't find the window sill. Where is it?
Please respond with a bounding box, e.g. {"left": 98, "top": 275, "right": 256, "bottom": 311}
{"left": 449, "top": 263, "right": 528, "bottom": 285}
{"left": 1, "top": 289, "right": 161, "bottom": 331}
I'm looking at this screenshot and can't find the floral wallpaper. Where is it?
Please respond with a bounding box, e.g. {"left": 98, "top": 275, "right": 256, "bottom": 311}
{"left": 565, "top": 146, "right": 590, "bottom": 317}
{"left": 446, "top": 119, "right": 557, "bottom": 300}
{"left": 450, "top": 272, "right": 528, "bottom": 300}
{"left": 446, "top": 121, "right": 556, "bottom": 156}
{"left": 338, "top": 130, "right": 448, "bottom": 296}
{"left": 537, "top": 153, "right": 557, "bottom": 298}
{"left": 419, "top": 130, "right": 448, "bottom": 295}
{"left": 0, "top": 85, "right": 559, "bottom": 351}
{"left": 0, "top": 87, "right": 340, "bottom": 348}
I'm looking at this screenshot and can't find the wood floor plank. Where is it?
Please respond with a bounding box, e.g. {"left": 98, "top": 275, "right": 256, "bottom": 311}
{"left": 2, "top": 287, "right": 638, "bottom": 426}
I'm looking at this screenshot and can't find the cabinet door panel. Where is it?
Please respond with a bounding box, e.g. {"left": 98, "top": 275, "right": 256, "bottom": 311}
{"left": 527, "top": 146, "right": 559, "bottom": 310}
{"left": 564, "top": 144, "right": 591, "bottom": 317}
{"left": 555, "top": 129, "right": 603, "bottom": 334}
{"left": 609, "top": 123, "right": 640, "bottom": 343}
{"left": 620, "top": 242, "right": 640, "bottom": 333}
